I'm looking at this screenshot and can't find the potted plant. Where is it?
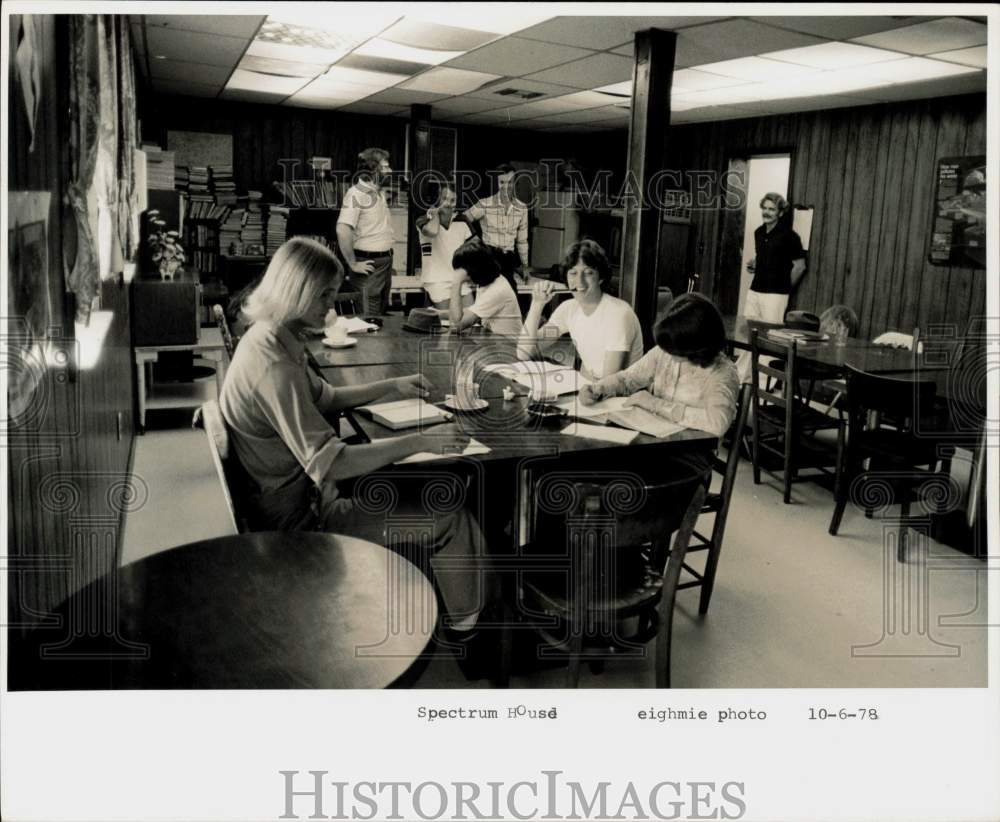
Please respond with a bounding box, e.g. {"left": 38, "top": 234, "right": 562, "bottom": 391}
{"left": 146, "top": 210, "right": 186, "bottom": 280}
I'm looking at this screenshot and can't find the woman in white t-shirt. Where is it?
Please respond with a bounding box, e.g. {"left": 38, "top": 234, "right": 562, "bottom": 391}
{"left": 519, "top": 239, "right": 643, "bottom": 379}
{"left": 416, "top": 183, "right": 473, "bottom": 309}
{"left": 448, "top": 238, "right": 524, "bottom": 338}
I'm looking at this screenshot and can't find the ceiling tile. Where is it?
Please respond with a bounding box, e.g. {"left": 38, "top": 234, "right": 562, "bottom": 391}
{"left": 492, "top": 97, "right": 587, "bottom": 120}
{"left": 930, "top": 45, "right": 987, "bottom": 69}
{"left": 445, "top": 37, "right": 594, "bottom": 76}
{"left": 671, "top": 68, "right": 754, "bottom": 91}
{"left": 672, "top": 104, "right": 759, "bottom": 123}
{"left": 403, "top": 10, "right": 555, "bottom": 36}
{"left": 538, "top": 123, "right": 624, "bottom": 133}
{"left": 424, "top": 97, "right": 509, "bottom": 115}
{"left": 151, "top": 79, "right": 220, "bottom": 99}
{"left": 453, "top": 110, "right": 516, "bottom": 125}
{"left": 861, "top": 56, "right": 981, "bottom": 83}
{"left": 144, "top": 15, "right": 265, "bottom": 39}
{"left": 146, "top": 27, "right": 250, "bottom": 67}
{"left": 398, "top": 67, "right": 502, "bottom": 95}
{"left": 466, "top": 79, "right": 579, "bottom": 102}
{"left": 673, "top": 20, "right": 826, "bottom": 67}
{"left": 316, "top": 66, "right": 410, "bottom": 88}
{"left": 515, "top": 15, "right": 728, "bottom": 50}
{"left": 729, "top": 94, "right": 874, "bottom": 116}
{"left": 852, "top": 17, "right": 987, "bottom": 54}
{"left": 611, "top": 42, "right": 633, "bottom": 57}
{"left": 381, "top": 19, "right": 497, "bottom": 51}
{"left": 363, "top": 88, "right": 451, "bottom": 105}
{"left": 694, "top": 56, "right": 822, "bottom": 83}
{"left": 525, "top": 106, "right": 632, "bottom": 125}
{"left": 285, "top": 93, "right": 366, "bottom": 109}
{"left": 150, "top": 59, "right": 233, "bottom": 86}
{"left": 336, "top": 53, "right": 428, "bottom": 76}
{"left": 748, "top": 16, "right": 932, "bottom": 40}
{"left": 336, "top": 101, "right": 410, "bottom": 116}
{"left": 525, "top": 52, "right": 634, "bottom": 89}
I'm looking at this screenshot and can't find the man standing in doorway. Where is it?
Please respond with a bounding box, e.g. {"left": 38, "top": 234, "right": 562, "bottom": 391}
{"left": 737, "top": 192, "right": 806, "bottom": 381}
{"left": 336, "top": 147, "right": 395, "bottom": 315}
{"left": 461, "top": 163, "right": 530, "bottom": 290}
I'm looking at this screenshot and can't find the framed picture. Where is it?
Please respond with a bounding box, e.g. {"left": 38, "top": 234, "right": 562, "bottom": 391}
{"left": 929, "top": 154, "right": 986, "bottom": 267}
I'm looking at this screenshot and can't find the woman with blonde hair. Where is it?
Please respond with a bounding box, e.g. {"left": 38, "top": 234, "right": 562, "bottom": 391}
{"left": 220, "top": 237, "right": 487, "bottom": 634}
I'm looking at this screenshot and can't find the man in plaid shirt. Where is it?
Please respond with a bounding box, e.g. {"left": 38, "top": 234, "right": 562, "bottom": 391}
{"left": 461, "top": 163, "right": 530, "bottom": 288}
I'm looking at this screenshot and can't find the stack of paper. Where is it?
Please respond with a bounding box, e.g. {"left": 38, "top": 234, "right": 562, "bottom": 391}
{"left": 357, "top": 399, "right": 451, "bottom": 430}
{"left": 482, "top": 361, "right": 590, "bottom": 397}
{"left": 397, "top": 439, "right": 491, "bottom": 464}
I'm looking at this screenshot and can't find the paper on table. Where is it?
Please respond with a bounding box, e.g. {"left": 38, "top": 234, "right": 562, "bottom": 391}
{"left": 560, "top": 422, "right": 639, "bottom": 445}
{"left": 333, "top": 316, "right": 379, "bottom": 334}
{"left": 556, "top": 394, "right": 629, "bottom": 418}
{"left": 512, "top": 369, "right": 591, "bottom": 397}
{"left": 481, "top": 360, "right": 572, "bottom": 376}
{"left": 397, "top": 439, "right": 491, "bottom": 464}
{"left": 606, "top": 407, "right": 685, "bottom": 439}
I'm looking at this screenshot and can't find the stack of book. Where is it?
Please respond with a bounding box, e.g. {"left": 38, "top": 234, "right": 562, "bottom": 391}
{"left": 210, "top": 165, "right": 237, "bottom": 207}
{"left": 266, "top": 205, "right": 289, "bottom": 255}
{"left": 143, "top": 147, "right": 175, "bottom": 190}
{"left": 220, "top": 205, "right": 245, "bottom": 254}
{"left": 241, "top": 191, "right": 265, "bottom": 252}
{"left": 174, "top": 165, "right": 190, "bottom": 192}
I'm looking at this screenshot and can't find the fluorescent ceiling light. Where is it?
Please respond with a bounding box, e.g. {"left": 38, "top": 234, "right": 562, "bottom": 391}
{"left": 316, "top": 66, "right": 409, "bottom": 88}
{"left": 405, "top": 9, "right": 553, "bottom": 35}
{"left": 672, "top": 84, "right": 769, "bottom": 107}
{"left": 755, "top": 67, "right": 891, "bottom": 100}
{"left": 764, "top": 42, "right": 905, "bottom": 70}
{"left": 286, "top": 92, "right": 367, "bottom": 108}
{"left": 694, "top": 56, "right": 821, "bottom": 83}
{"left": 863, "top": 56, "right": 980, "bottom": 83}
{"left": 672, "top": 69, "right": 754, "bottom": 92}
{"left": 238, "top": 55, "right": 323, "bottom": 78}
{"left": 226, "top": 69, "right": 309, "bottom": 95}
{"left": 247, "top": 40, "right": 346, "bottom": 66}
{"left": 552, "top": 91, "right": 624, "bottom": 109}
{"left": 929, "top": 46, "right": 987, "bottom": 69}
{"left": 398, "top": 67, "right": 501, "bottom": 94}
{"left": 595, "top": 80, "right": 631, "bottom": 96}
{"left": 297, "top": 78, "right": 375, "bottom": 99}
{"left": 354, "top": 38, "right": 465, "bottom": 66}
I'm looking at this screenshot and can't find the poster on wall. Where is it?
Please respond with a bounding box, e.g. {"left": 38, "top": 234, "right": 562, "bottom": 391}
{"left": 6, "top": 191, "right": 53, "bottom": 425}
{"left": 929, "top": 154, "right": 986, "bottom": 268}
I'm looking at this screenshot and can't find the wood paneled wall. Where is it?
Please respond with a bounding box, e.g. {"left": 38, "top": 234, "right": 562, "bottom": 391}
{"left": 671, "top": 93, "right": 987, "bottom": 339}
{"left": 7, "top": 16, "right": 136, "bottom": 627}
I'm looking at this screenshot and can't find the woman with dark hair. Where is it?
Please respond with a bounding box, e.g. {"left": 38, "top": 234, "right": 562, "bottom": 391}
{"left": 519, "top": 239, "right": 642, "bottom": 379}
{"left": 579, "top": 293, "right": 739, "bottom": 437}
{"left": 447, "top": 238, "right": 524, "bottom": 337}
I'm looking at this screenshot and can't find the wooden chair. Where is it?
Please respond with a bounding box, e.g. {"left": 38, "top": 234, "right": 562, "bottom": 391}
{"left": 334, "top": 281, "right": 369, "bottom": 316}
{"left": 677, "top": 383, "right": 752, "bottom": 615}
{"left": 829, "top": 365, "right": 950, "bottom": 561}
{"left": 192, "top": 400, "right": 251, "bottom": 535}
{"left": 500, "top": 457, "right": 710, "bottom": 688}
{"left": 750, "top": 329, "right": 846, "bottom": 503}
{"left": 211, "top": 304, "right": 237, "bottom": 361}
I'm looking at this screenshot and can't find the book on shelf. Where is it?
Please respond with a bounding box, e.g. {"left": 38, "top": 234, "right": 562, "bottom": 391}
{"left": 356, "top": 398, "right": 451, "bottom": 431}
{"left": 143, "top": 148, "right": 175, "bottom": 190}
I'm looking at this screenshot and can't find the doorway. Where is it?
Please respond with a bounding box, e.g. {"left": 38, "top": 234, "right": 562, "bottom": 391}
{"left": 716, "top": 153, "right": 791, "bottom": 316}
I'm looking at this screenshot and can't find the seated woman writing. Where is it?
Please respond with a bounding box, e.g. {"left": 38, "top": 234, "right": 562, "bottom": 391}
{"left": 220, "top": 237, "right": 485, "bottom": 632}
{"left": 518, "top": 239, "right": 642, "bottom": 380}
{"left": 579, "top": 293, "right": 740, "bottom": 438}
{"left": 448, "top": 238, "right": 524, "bottom": 338}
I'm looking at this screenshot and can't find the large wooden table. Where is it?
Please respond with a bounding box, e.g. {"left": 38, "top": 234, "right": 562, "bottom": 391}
{"left": 8, "top": 532, "right": 436, "bottom": 690}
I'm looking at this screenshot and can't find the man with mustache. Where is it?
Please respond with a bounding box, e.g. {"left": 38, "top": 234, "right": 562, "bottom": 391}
{"left": 416, "top": 180, "right": 472, "bottom": 310}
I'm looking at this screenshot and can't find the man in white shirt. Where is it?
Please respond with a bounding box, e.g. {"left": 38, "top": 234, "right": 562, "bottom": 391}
{"left": 519, "top": 239, "right": 643, "bottom": 379}
{"left": 449, "top": 239, "right": 524, "bottom": 338}
{"left": 336, "top": 147, "right": 395, "bottom": 315}
{"left": 416, "top": 182, "right": 472, "bottom": 309}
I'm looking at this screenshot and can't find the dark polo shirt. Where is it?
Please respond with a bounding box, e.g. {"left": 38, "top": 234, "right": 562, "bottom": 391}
{"left": 751, "top": 223, "right": 805, "bottom": 295}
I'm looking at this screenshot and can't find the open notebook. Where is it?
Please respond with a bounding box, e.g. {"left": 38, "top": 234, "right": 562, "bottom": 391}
{"left": 356, "top": 399, "right": 451, "bottom": 430}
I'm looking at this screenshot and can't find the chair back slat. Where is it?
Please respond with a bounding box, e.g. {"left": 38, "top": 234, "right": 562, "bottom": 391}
{"left": 212, "top": 304, "right": 236, "bottom": 361}
{"left": 194, "top": 400, "right": 249, "bottom": 534}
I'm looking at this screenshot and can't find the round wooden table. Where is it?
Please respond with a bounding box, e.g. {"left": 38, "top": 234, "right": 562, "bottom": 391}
{"left": 9, "top": 532, "right": 437, "bottom": 690}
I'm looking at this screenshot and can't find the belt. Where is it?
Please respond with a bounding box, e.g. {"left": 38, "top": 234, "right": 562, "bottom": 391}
{"left": 354, "top": 249, "right": 392, "bottom": 259}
